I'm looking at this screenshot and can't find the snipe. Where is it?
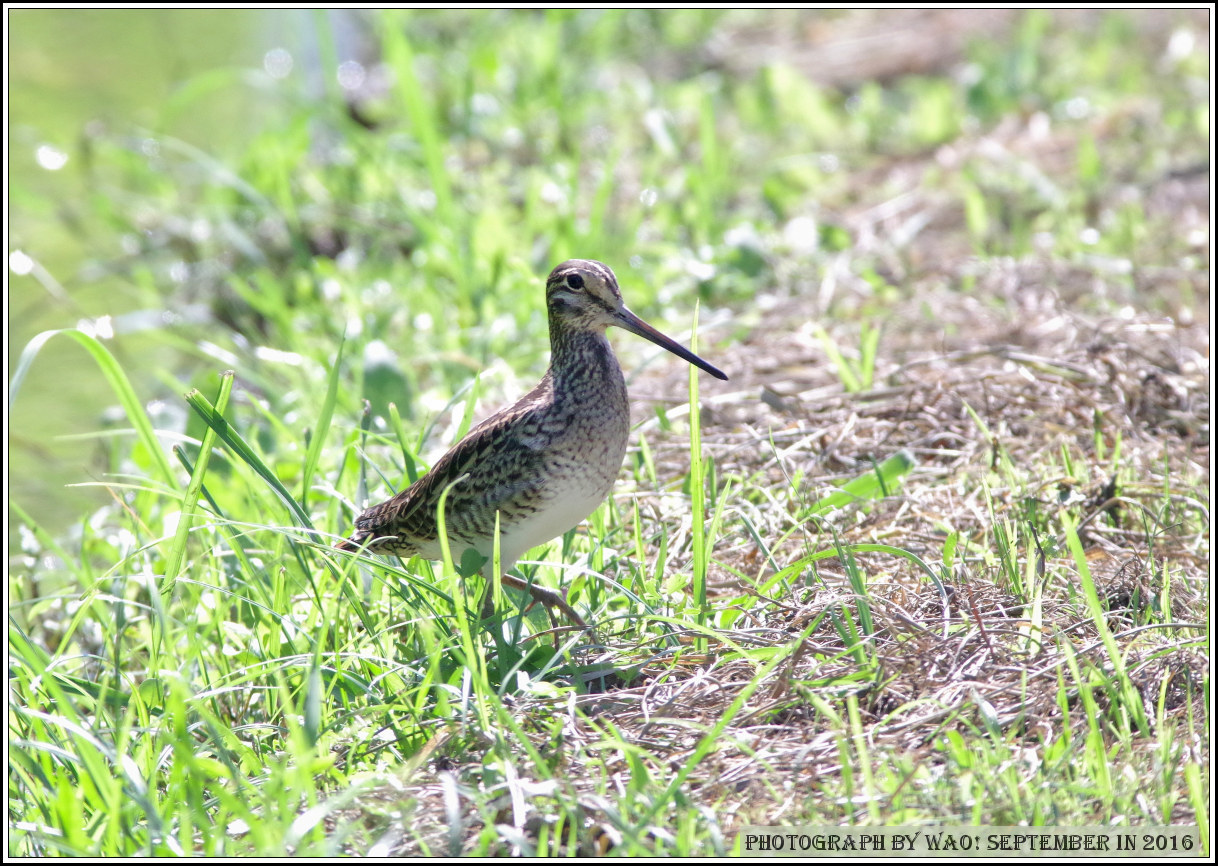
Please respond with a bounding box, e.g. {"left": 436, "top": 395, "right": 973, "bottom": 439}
{"left": 336, "top": 259, "right": 727, "bottom": 627}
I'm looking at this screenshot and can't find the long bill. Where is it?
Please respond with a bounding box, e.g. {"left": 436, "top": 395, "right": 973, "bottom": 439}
{"left": 614, "top": 307, "right": 728, "bottom": 381}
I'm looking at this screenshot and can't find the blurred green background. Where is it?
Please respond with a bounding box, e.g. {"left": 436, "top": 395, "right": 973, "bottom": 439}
{"left": 11, "top": 9, "right": 313, "bottom": 530}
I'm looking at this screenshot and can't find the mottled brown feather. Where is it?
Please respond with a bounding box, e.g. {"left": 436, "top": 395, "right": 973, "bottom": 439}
{"left": 340, "top": 379, "right": 555, "bottom": 556}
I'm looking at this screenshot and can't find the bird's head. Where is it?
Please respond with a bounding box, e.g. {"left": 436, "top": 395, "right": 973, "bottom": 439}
{"left": 544, "top": 259, "right": 727, "bottom": 380}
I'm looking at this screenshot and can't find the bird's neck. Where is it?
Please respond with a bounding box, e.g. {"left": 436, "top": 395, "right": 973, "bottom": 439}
{"left": 547, "top": 322, "right": 623, "bottom": 393}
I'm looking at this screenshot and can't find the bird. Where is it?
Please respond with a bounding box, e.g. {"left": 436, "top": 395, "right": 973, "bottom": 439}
{"left": 335, "top": 259, "right": 728, "bottom": 627}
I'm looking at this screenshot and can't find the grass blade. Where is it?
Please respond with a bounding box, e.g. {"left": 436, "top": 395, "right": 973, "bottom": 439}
{"left": 806, "top": 448, "right": 917, "bottom": 516}
{"left": 164, "top": 372, "right": 234, "bottom": 583}
{"left": 183, "top": 388, "right": 314, "bottom": 531}
{"left": 301, "top": 337, "right": 344, "bottom": 508}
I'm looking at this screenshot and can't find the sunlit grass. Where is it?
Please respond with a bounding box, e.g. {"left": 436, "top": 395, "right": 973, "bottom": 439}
{"left": 9, "top": 8, "right": 1210, "bottom": 858}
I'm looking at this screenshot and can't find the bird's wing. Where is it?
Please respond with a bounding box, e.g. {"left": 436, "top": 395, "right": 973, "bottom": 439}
{"left": 349, "top": 400, "right": 555, "bottom": 551}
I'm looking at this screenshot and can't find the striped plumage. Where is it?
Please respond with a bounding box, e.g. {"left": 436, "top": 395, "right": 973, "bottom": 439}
{"left": 336, "top": 260, "right": 727, "bottom": 626}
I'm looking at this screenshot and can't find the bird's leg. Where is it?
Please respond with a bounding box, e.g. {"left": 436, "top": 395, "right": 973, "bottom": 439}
{"left": 498, "top": 573, "right": 588, "bottom": 630}
{"left": 479, "top": 586, "right": 498, "bottom": 621}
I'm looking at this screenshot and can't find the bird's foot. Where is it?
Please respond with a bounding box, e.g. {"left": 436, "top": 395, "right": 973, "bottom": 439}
{"left": 497, "top": 574, "right": 589, "bottom": 631}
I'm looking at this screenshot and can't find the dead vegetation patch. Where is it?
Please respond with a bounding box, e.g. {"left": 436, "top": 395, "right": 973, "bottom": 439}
{"left": 617, "top": 258, "right": 1209, "bottom": 828}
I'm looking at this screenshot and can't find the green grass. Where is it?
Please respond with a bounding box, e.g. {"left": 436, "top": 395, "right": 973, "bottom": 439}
{"left": 9, "top": 8, "right": 1210, "bottom": 857}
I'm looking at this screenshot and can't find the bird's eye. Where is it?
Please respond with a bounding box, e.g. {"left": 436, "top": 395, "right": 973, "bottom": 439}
{"left": 566, "top": 274, "right": 585, "bottom": 290}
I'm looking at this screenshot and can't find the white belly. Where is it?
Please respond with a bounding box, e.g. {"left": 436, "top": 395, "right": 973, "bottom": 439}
{"left": 477, "top": 480, "right": 612, "bottom": 576}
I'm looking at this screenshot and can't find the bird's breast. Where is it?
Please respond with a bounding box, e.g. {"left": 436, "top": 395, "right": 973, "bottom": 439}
{"left": 485, "top": 398, "right": 630, "bottom": 565}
